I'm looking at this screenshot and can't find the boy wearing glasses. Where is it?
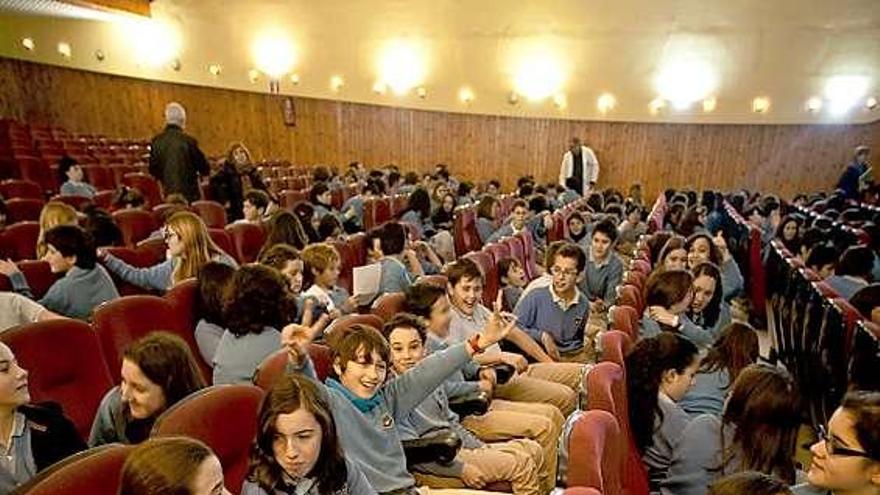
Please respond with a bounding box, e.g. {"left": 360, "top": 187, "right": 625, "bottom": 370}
{"left": 514, "top": 242, "right": 592, "bottom": 363}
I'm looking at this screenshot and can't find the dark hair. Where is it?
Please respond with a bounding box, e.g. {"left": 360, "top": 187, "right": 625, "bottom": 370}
{"left": 550, "top": 242, "right": 587, "bottom": 273}
{"left": 689, "top": 262, "right": 724, "bottom": 327}
{"left": 196, "top": 262, "right": 236, "bottom": 326}
{"left": 43, "top": 224, "right": 97, "bottom": 269}
{"left": 113, "top": 186, "right": 145, "bottom": 209}
{"left": 403, "top": 187, "right": 431, "bottom": 220}
{"left": 404, "top": 172, "right": 419, "bottom": 185}
{"left": 625, "top": 333, "right": 699, "bottom": 452}
{"left": 707, "top": 471, "right": 792, "bottom": 495}
{"left": 836, "top": 246, "right": 874, "bottom": 278}
{"left": 840, "top": 390, "right": 880, "bottom": 460}
{"left": 774, "top": 215, "right": 802, "bottom": 253}
{"left": 497, "top": 257, "right": 522, "bottom": 284}
{"left": 805, "top": 244, "right": 839, "bottom": 272}
{"left": 565, "top": 176, "right": 579, "bottom": 191}
{"left": 387, "top": 172, "right": 401, "bottom": 189}
{"left": 379, "top": 221, "right": 407, "bottom": 256}
{"left": 382, "top": 313, "right": 427, "bottom": 344}
{"left": 800, "top": 227, "right": 826, "bottom": 254}
{"left": 404, "top": 282, "right": 447, "bottom": 318}
{"left": 58, "top": 155, "right": 79, "bottom": 184}
{"left": 457, "top": 182, "right": 473, "bottom": 197}
{"left": 317, "top": 215, "right": 343, "bottom": 241}
{"left": 248, "top": 375, "right": 347, "bottom": 495}
{"left": 258, "top": 243, "right": 299, "bottom": 272}
{"left": 586, "top": 192, "right": 604, "bottom": 213}
{"left": 291, "top": 202, "right": 319, "bottom": 243}
{"left": 223, "top": 264, "right": 296, "bottom": 336}
{"left": 245, "top": 189, "right": 270, "bottom": 211}
{"left": 528, "top": 195, "right": 549, "bottom": 214}
{"left": 120, "top": 436, "right": 214, "bottom": 495}
{"left": 677, "top": 206, "right": 706, "bottom": 238}
{"left": 312, "top": 166, "right": 331, "bottom": 184}
{"left": 431, "top": 193, "right": 457, "bottom": 227}
{"left": 700, "top": 322, "right": 759, "bottom": 386}
{"left": 123, "top": 332, "right": 206, "bottom": 416}
{"left": 645, "top": 269, "right": 693, "bottom": 309}
{"left": 488, "top": 180, "right": 501, "bottom": 190}
{"left": 477, "top": 195, "right": 499, "bottom": 220}
{"left": 518, "top": 183, "right": 534, "bottom": 199}
{"left": 543, "top": 240, "right": 567, "bottom": 270}
{"left": 82, "top": 206, "right": 122, "bottom": 247}
{"left": 686, "top": 233, "right": 722, "bottom": 266}
{"left": 309, "top": 183, "right": 330, "bottom": 206}
{"left": 326, "top": 324, "right": 390, "bottom": 377}
{"left": 592, "top": 218, "right": 619, "bottom": 243}
{"left": 647, "top": 232, "right": 674, "bottom": 265}
{"left": 722, "top": 364, "right": 800, "bottom": 482}
{"left": 262, "top": 211, "right": 308, "bottom": 252}
{"left": 658, "top": 236, "right": 688, "bottom": 267}
{"left": 445, "top": 258, "right": 484, "bottom": 286}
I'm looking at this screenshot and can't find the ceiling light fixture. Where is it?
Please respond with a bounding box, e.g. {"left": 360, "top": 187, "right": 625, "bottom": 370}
{"left": 702, "top": 97, "right": 717, "bottom": 113}
{"left": 330, "top": 75, "right": 344, "bottom": 92}
{"left": 416, "top": 87, "right": 427, "bottom": 99}
{"left": 372, "top": 81, "right": 387, "bottom": 95}
{"left": 21, "top": 38, "right": 35, "bottom": 51}
{"left": 597, "top": 93, "right": 615, "bottom": 113}
{"left": 655, "top": 59, "right": 717, "bottom": 110}
{"left": 513, "top": 52, "right": 565, "bottom": 101}
{"left": 94, "top": 49, "right": 105, "bottom": 61}
{"left": 252, "top": 32, "right": 296, "bottom": 79}
{"left": 865, "top": 96, "right": 877, "bottom": 110}
{"left": 806, "top": 96, "right": 822, "bottom": 113}
{"left": 377, "top": 40, "right": 426, "bottom": 95}
{"left": 825, "top": 75, "right": 870, "bottom": 115}
{"left": 553, "top": 93, "right": 568, "bottom": 109}
{"left": 208, "top": 64, "right": 222, "bottom": 76}
{"left": 649, "top": 98, "right": 666, "bottom": 115}
{"left": 125, "top": 19, "right": 180, "bottom": 68}
{"left": 248, "top": 69, "right": 260, "bottom": 83}
{"left": 57, "top": 42, "right": 71, "bottom": 58}
{"left": 290, "top": 73, "right": 300, "bottom": 85}
{"left": 459, "top": 87, "right": 474, "bottom": 104}
{"left": 507, "top": 92, "right": 520, "bottom": 105}
{"left": 752, "top": 97, "right": 770, "bottom": 113}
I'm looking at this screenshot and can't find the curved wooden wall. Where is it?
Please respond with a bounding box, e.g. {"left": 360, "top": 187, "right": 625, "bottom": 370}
{"left": 1, "top": 57, "right": 877, "bottom": 198}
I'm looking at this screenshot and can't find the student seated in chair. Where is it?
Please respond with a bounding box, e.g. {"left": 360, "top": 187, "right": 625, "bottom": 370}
{"left": 579, "top": 218, "right": 624, "bottom": 313}
{"left": 384, "top": 313, "right": 546, "bottom": 494}
{"left": 58, "top": 155, "right": 98, "bottom": 198}
{"left": 279, "top": 292, "right": 515, "bottom": 495}
{"left": 0, "top": 224, "right": 119, "bottom": 321}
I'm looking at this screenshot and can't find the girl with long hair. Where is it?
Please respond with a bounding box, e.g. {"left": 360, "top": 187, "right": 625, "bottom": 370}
{"left": 101, "top": 211, "right": 237, "bottom": 292}
{"left": 661, "top": 364, "right": 801, "bottom": 495}
{"left": 36, "top": 200, "right": 78, "bottom": 258}
{"left": 626, "top": 333, "right": 700, "bottom": 491}
{"left": 686, "top": 232, "right": 744, "bottom": 301}
{"left": 90, "top": 332, "right": 206, "bottom": 446}
{"left": 242, "top": 374, "right": 374, "bottom": 495}
{"left": 119, "top": 436, "right": 229, "bottom": 495}
{"left": 678, "top": 323, "right": 759, "bottom": 417}
{"left": 685, "top": 262, "right": 731, "bottom": 341}
{"left": 260, "top": 211, "right": 310, "bottom": 254}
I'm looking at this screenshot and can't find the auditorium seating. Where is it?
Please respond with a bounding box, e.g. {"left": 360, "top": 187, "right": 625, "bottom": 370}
{"left": 564, "top": 409, "right": 622, "bottom": 493}
{"left": 6, "top": 197, "right": 44, "bottom": 222}
{"left": 0, "top": 221, "right": 40, "bottom": 261}
{"left": 82, "top": 164, "right": 117, "bottom": 191}
{"left": 1, "top": 319, "right": 114, "bottom": 440}
{"left": 122, "top": 173, "right": 162, "bottom": 208}
{"left": 208, "top": 228, "right": 238, "bottom": 262}
{"left": 464, "top": 250, "right": 499, "bottom": 304}
{"left": 112, "top": 209, "right": 157, "bottom": 246}
{"left": 371, "top": 292, "right": 406, "bottom": 322}
{"left": 151, "top": 384, "right": 264, "bottom": 495}
{"left": 92, "top": 295, "right": 212, "bottom": 383}
{"left": 224, "top": 222, "right": 267, "bottom": 263}
{"left": 254, "top": 343, "right": 333, "bottom": 390}
{"left": 14, "top": 444, "right": 133, "bottom": 495}
{"left": 192, "top": 200, "right": 228, "bottom": 228}
{"left": 326, "top": 314, "right": 384, "bottom": 335}
{"left": 164, "top": 279, "right": 199, "bottom": 334}
{"left": 0, "top": 178, "right": 42, "bottom": 199}
{"left": 50, "top": 194, "right": 92, "bottom": 211}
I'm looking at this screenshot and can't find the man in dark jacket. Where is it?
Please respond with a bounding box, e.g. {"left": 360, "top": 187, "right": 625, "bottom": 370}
{"left": 149, "top": 102, "right": 210, "bottom": 202}
{"left": 837, "top": 145, "right": 872, "bottom": 200}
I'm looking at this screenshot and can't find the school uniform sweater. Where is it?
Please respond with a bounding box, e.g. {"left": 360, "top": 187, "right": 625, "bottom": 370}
{"left": 10, "top": 266, "right": 119, "bottom": 321}
{"left": 102, "top": 252, "right": 237, "bottom": 292}
{"left": 645, "top": 393, "right": 691, "bottom": 493}
{"left": 660, "top": 414, "right": 739, "bottom": 495}
{"left": 212, "top": 327, "right": 281, "bottom": 385}
{"left": 240, "top": 458, "right": 375, "bottom": 495}
{"left": 514, "top": 285, "right": 590, "bottom": 353}
{"left": 678, "top": 369, "right": 731, "bottom": 418}
{"left": 580, "top": 252, "right": 624, "bottom": 305}
{"left": 640, "top": 311, "right": 715, "bottom": 349}
{"left": 60, "top": 180, "right": 97, "bottom": 198}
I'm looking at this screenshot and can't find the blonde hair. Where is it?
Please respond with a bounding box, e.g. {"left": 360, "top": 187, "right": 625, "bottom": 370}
{"left": 166, "top": 211, "right": 227, "bottom": 283}
{"left": 36, "top": 201, "right": 78, "bottom": 258}
{"left": 301, "top": 243, "right": 341, "bottom": 288}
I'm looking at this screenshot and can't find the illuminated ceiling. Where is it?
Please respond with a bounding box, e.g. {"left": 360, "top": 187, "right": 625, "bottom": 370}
{"left": 0, "top": 0, "right": 878, "bottom": 124}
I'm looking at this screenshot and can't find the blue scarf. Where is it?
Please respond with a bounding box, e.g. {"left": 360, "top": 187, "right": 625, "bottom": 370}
{"left": 325, "top": 378, "right": 383, "bottom": 413}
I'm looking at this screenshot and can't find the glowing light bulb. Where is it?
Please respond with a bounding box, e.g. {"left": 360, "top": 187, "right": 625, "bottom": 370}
{"left": 806, "top": 96, "right": 822, "bottom": 112}
{"left": 825, "top": 75, "right": 870, "bottom": 115}
{"left": 459, "top": 87, "right": 474, "bottom": 103}
{"left": 752, "top": 97, "right": 771, "bottom": 113}
{"left": 208, "top": 64, "right": 222, "bottom": 76}
{"left": 702, "top": 97, "right": 717, "bottom": 113}
{"left": 57, "top": 42, "right": 71, "bottom": 58}
{"left": 330, "top": 75, "right": 344, "bottom": 92}
{"left": 377, "top": 40, "right": 427, "bottom": 95}
{"left": 21, "top": 38, "right": 35, "bottom": 51}
{"left": 597, "top": 93, "right": 616, "bottom": 113}
{"left": 372, "top": 81, "right": 387, "bottom": 94}
{"left": 252, "top": 32, "right": 296, "bottom": 79}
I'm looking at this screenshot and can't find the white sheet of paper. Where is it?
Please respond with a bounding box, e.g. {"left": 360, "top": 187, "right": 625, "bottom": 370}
{"left": 353, "top": 262, "right": 382, "bottom": 298}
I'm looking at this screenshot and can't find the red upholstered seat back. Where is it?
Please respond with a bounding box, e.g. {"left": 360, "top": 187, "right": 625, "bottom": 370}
{"left": 191, "top": 200, "right": 228, "bottom": 228}
{"left": 599, "top": 330, "right": 632, "bottom": 369}
{"left": 112, "top": 209, "right": 157, "bottom": 246}
{"left": 609, "top": 305, "right": 641, "bottom": 342}
{"left": 6, "top": 198, "right": 45, "bottom": 223}
{"left": 1, "top": 319, "right": 114, "bottom": 440}
{"left": 92, "top": 295, "right": 211, "bottom": 383}
{"left": 0, "top": 221, "right": 40, "bottom": 261}
{"left": 152, "top": 385, "right": 264, "bottom": 495}
{"left": 14, "top": 444, "right": 133, "bottom": 495}
{"left": 371, "top": 292, "right": 407, "bottom": 322}
{"left": 208, "top": 228, "right": 237, "bottom": 262}
{"left": 464, "top": 250, "right": 499, "bottom": 305}
{"left": 224, "top": 222, "right": 267, "bottom": 263}
{"left": 254, "top": 344, "right": 333, "bottom": 391}
{"left": 0, "top": 179, "right": 42, "bottom": 199}
{"left": 567, "top": 409, "right": 623, "bottom": 493}
{"left": 483, "top": 241, "right": 511, "bottom": 265}
{"left": 326, "top": 314, "right": 384, "bottom": 336}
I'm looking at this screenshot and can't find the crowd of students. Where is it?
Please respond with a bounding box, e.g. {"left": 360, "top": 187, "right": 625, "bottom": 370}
{"left": 1, "top": 150, "right": 879, "bottom": 495}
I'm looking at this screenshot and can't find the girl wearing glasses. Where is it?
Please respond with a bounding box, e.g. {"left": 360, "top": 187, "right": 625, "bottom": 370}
{"left": 792, "top": 391, "right": 880, "bottom": 495}
{"left": 100, "top": 211, "right": 237, "bottom": 292}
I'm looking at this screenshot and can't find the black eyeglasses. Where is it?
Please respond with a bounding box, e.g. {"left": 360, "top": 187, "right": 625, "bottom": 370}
{"left": 818, "top": 425, "right": 874, "bottom": 459}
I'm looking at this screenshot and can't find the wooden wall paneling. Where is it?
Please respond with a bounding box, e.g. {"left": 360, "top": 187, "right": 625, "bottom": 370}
{"left": 1, "top": 57, "right": 878, "bottom": 199}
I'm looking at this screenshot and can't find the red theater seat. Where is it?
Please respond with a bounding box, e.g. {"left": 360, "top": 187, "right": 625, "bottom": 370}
{"left": 93, "top": 189, "right": 115, "bottom": 209}
{"left": 82, "top": 164, "right": 117, "bottom": 191}
{"left": 112, "top": 209, "right": 157, "bottom": 246}
{"left": 208, "top": 228, "right": 237, "bottom": 262}
{"left": 326, "top": 314, "right": 384, "bottom": 335}
{"left": 16, "top": 156, "right": 56, "bottom": 193}
{"left": 1, "top": 319, "right": 114, "bottom": 440}
{"left": 330, "top": 240, "right": 354, "bottom": 294}
{"left": 92, "top": 295, "right": 211, "bottom": 383}
{"left": 483, "top": 241, "right": 512, "bottom": 265}
{"left": 14, "top": 444, "right": 133, "bottom": 495}
{"left": 254, "top": 344, "right": 333, "bottom": 390}
{"left": 122, "top": 173, "right": 163, "bottom": 208}
{"left": 465, "top": 250, "right": 498, "bottom": 305}
{"left": 0, "top": 179, "right": 42, "bottom": 199}
{"left": 518, "top": 230, "right": 540, "bottom": 281}
{"left": 616, "top": 284, "right": 643, "bottom": 314}
{"left": 0, "top": 221, "right": 40, "bottom": 261}
{"left": 374, "top": 198, "right": 392, "bottom": 226}
{"left": 50, "top": 194, "right": 92, "bottom": 211}
{"left": 224, "top": 222, "right": 267, "bottom": 263}
{"left": 609, "top": 305, "right": 640, "bottom": 342}
{"left": 503, "top": 236, "right": 527, "bottom": 273}
{"left": 192, "top": 200, "right": 228, "bottom": 228}
{"left": 14, "top": 260, "right": 60, "bottom": 299}
{"left": 164, "top": 278, "right": 199, "bottom": 333}
{"left": 6, "top": 198, "right": 45, "bottom": 223}
{"left": 371, "top": 292, "right": 406, "bottom": 322}
{"left": 566, "top": 409, "right": 622, "bottom": 493}
{"left": 152, "top": 385, "right": 264, "bottom": 495}
{"left": 599, "top": 330, "right": 633, "bottom": 369}
{"left": 99, "top": 246, "right": 160, "bottom": 296}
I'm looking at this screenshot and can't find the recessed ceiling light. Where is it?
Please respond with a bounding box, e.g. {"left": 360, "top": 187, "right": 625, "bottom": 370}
{"left": 21, "top": 38, "right": 35, "bottom": 51}
{"left": 702, "top": 97, "right": 717, "bottom": 113}
{"left": 330, "top": 75, "right": 344, "bottom": 92}
{"left": 507, "top": 92, "right": 519, "bottom": 105}
{"left": 649, "top": 98, "right": 666, "bottom": 114}
{"left": 459, "top": 87, "right": 474, "bottom": 104}
{"left": 208, "top": 64, "right": 222, "bottom": 76}
{"left": 806, "top": 96, "right": 822, "bottom": 112}
{"left": 866, "top": 97, "right": 878, "bottom": 110}
{"left": 597, "top": 93, "right": 615, "bottom": 113}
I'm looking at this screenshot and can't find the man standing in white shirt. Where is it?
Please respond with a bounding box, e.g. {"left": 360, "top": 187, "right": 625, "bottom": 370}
{"left": 559, "top": 137, "right": 599, "bottom": 196}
